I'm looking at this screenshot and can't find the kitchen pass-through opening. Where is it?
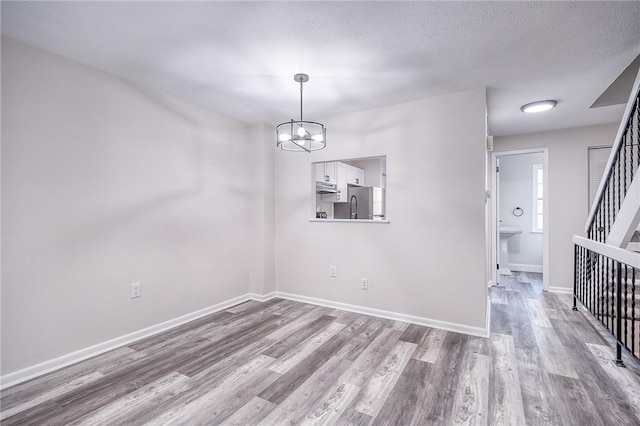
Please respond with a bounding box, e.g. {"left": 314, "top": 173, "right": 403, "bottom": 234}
{"left": 312, "top": 156, "right": 387, "bottom": 222}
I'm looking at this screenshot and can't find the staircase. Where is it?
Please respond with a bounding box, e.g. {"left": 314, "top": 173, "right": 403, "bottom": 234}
{"left": 574, "top": 66, "right": 640, "bottom": 365}
{"left": 629, "top": 230, "right": 640, "bottom": 252}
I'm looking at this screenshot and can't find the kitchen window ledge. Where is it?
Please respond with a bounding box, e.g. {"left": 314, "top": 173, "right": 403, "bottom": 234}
{"left": 309, "top": 219, "right": 390, "bottom": 223}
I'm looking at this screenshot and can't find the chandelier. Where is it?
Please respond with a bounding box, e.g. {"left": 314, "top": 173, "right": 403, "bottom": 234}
{"left": 276, "top": 73, "right": 326, "bottom": 152}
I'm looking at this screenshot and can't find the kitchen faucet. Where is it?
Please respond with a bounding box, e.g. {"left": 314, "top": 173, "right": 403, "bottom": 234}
{"left": 349, "top": 195, "right": 358, "bottom": 219}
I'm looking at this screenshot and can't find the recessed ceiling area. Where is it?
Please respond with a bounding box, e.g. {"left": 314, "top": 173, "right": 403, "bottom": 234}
{"left": 591, "top": 55, "right": 640, "bottom": 108}
{"left": 2, "top": 1, "right": 639, "bottom": 136}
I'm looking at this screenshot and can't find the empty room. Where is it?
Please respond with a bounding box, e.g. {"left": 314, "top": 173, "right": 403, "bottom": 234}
{"left": 2, "top": 1, "right": 640, "bottom": 425}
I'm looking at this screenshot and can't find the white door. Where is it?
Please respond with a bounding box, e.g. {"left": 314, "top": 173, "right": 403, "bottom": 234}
{"left": 496, "top": 158, "right": 501, "bottom": 281}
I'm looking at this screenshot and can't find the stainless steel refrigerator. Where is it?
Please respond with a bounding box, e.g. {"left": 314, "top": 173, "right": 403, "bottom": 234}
{"left": 334, "top": 186, "right": 385, "bottom": 220}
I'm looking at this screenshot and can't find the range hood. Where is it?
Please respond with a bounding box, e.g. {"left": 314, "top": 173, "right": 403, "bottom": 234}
{"left": 316, "top": 181, "right": 340, "bottom": 194}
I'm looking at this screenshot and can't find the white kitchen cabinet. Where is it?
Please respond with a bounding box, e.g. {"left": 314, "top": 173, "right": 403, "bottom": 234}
{"left": 346, "top": 165, "right": 365, "bottom": 186}
{"left": 315, "top": 162, "right": 336, "bottom": 184}
{"left": 316, "top": 161, "right": 365, "bottom": 204}
{"left": 322, "top": 162, "right": 347, "bottom": 203}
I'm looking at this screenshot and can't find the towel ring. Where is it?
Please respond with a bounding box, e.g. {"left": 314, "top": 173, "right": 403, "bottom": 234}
{"left": 513, "top": 207, "right": 524, "bottom": 217}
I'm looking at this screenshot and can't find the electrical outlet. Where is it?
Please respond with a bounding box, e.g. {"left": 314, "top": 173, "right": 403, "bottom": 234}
{"left": 130, "top": 282, "right": 141, "bottom": 299}
{"left": 330, "top": 266, "right": 337, "bottom": 278}
{"left": 361, "top": 278, "right": 369, "bottom": 290}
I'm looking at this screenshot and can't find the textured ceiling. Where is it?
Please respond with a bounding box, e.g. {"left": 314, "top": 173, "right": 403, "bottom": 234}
{"left": 2, "top": 1, "right": 639, "bottom": 136}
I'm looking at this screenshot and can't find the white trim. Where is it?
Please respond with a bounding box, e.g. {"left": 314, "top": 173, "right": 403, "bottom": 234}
{"left": 0, "top": 293, "right": 252, "bottom": 389}
{"left": 573, "top": 235, "right": 640, "bottom": 268}
{"left": 606, "top": 174, "right": 640, "bottom": 248}
{"left": 543, "top": 148, "right": 550, "bottom": 291}
{"left": 273, "top": 292, "right": 489, "bottom": 338}
{"left": 485, "top": 296, "right": 491, "bottom": 334}
{"left": 491, "top": 148, "right": 549, "bottom": 291}
{"left": 248, "top": 292, "right": 277, "bottom": 302}
{"left": 508, "top": 263, "right": 543, "bottom": 273}
{"left": 547, "top": 286, "right": 573, "bottom": 294}
{"left": 490, "top": 153, "right": 498, "bottom": 287}
{"left": 586, "top": 66, "right": 640, "bottom": 231}
{"left": 532, "top": 163, "right": 543, "bottom": 233}
{"left": 1, "top": 290, "right": 490, "bottom": 389}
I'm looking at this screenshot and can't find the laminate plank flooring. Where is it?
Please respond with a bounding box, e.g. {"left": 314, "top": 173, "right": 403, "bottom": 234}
{"left": 449, "top": 351, "right": 490, "bottom": 425}
{"left": 514, "top": 346, "right": 561, "bottom": 425}
{"left": 220, "top": 397, "right": 276, "bottom": 426}
{"left": 258, "top": 356, "right": 352, "bottom": 425}
{"left": 69, "top": 372, "right": 189, "bottom": 426}
{"left": 371, "top": 358, "right": 433, "bottom": 426}
{"left": 3, "top": 274, "right": 640, "bottom": 425}
{"left": 548, "top": 374, "right": 604, "bottom": 426}
{"left": 413, "top": 328, "right": 447, "bottom": 364}
{"left": 351, "top": 340, "right": 416, "bottom": 417}
{"left": 487, "top": 333, "right": 526, "bottom": 425}
{"left": 301, "top": 381, "right": 360, "bottom": 425}
{"left": 410, "top": 332, "right": 468, "bottom": 425}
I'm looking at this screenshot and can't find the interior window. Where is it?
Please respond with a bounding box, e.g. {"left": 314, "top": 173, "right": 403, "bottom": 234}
{"left": 532, "top": 164, "right": 543, "bottom": 232}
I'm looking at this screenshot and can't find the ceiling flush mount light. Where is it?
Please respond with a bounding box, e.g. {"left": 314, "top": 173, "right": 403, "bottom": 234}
{"left": 276, "top": 73, "right": 326, "bottom": 152}
{"left": 520, "top": 100, "right": 558, "bottom": 113}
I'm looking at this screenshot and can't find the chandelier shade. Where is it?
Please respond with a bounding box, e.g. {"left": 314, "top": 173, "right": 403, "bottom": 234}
{"left": 276, "top": 74, "right": 326, "bottom": 152}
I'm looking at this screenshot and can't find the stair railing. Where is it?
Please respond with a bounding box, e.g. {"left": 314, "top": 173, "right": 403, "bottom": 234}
{"left": 573, "top": 236, "right": 640, "bottom": 365}
{"left": 576, "top": 65, "right": 640, "bottom": 366}
{"left": 585, "top": 70, "right": 640, "bottom": 243}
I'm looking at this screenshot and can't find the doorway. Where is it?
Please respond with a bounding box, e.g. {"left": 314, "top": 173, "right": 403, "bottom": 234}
{"left": 490, "top": 148, "right": 549, "bottom": 291}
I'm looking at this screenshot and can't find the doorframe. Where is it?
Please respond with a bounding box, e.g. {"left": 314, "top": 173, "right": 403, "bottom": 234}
{"left": 489, "top": 147, "right": 549, "bottom": 291}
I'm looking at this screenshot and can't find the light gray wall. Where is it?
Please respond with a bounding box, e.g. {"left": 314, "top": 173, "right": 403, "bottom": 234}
{"left": 275, "top": 89, "right": 488, "bottom": 330}
{"left": 1, "top": 37, "right": 254, "bottom": 374}
{"left": 0, "top": 36, "right": 496, "bottom": 376}
{"left": 494, "top": 123, "right": 618, "bottom": 289}
{"left": 498, "top": 152, "right": 543, "bottom": 269}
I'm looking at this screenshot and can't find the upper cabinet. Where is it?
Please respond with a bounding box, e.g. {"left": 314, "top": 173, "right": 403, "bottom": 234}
{"left": 315, "top": 162, "right": 336, "bottom": 184}
{"left": 346, "top": 165, "right": 365, "bottom": 186}
{"left": 318, "top": 162, "right": 365, "bottom": 203}
{"left": 322, "top": 162, "right": 348, "bottom": 203}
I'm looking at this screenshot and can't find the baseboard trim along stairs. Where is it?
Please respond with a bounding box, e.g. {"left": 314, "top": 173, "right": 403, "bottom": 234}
{"left": 0, "top": 291, "right": 489, "bottom": 389}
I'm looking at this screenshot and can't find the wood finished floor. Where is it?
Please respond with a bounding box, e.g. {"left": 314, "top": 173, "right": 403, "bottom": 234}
{"left": 2, "top": 272, "right": 640, "bottom": 425}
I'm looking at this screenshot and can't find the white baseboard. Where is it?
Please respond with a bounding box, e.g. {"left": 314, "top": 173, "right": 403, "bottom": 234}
{"left": 486, "top": 296, "right": 491, "bottom": 334}
{"left": 1, "top": 290, "right": 489, "bottom": 388}
{"left": 248, "top": 291, "right": 277, "bottom": 302}
{"left": 0, "top": 293, "right": 252, "bottom": 389}
{"left": 547, "top": 286, "right": 573, "bottom": 294}
{"left": 508, "top": 263, "right": 543, "bottom": 273}
{"left": 272, "top": 292, "right": 489, "bottom": 338}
